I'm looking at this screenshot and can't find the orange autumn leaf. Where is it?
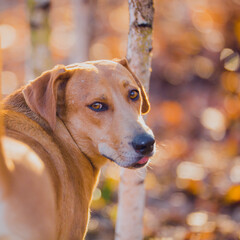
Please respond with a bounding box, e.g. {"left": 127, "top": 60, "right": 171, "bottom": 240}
{"left": 225, "top": 185, "right": 240, "bottom": 203}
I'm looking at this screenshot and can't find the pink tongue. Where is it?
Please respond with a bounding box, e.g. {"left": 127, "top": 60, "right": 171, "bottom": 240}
{"left": 137, "top": 157, "right": 149, "bottom": 165}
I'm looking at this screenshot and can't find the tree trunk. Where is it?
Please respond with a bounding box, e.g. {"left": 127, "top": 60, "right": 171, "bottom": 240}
{"left": 70, "top": 0, "right": 94, "bottom": 63}
{"left": 115, "top": 1, "right": 154, "bottom": 240}
{"left": 26, "top": 0, "right": 51, "bottom": 80}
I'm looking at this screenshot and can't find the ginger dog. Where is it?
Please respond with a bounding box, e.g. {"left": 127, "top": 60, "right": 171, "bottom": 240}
{"left": 0, "top": 58, "right": 155, "bottom": 240}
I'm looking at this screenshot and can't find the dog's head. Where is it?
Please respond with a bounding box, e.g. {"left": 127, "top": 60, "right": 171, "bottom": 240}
{"left": 23, "top": 59, "right": 155, "bottom": 169}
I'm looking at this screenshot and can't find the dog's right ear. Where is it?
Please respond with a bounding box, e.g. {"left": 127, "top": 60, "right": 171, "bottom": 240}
{"left": 22, "top": 65, "right": 71, "bottom": 131}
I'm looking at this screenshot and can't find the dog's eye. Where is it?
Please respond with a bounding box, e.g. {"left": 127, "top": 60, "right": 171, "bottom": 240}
{"left": 129, "top": 90, "right": 139, "bottom": 101}
{"left": 88, "top": 102, "right": 108, "bottom": 112}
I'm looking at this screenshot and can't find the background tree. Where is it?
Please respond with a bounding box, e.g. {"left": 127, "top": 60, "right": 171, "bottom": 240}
{"left": 115, "top": 1, "right": 154, "bottom": 240}
{"left": 26, "top": 0, "right": 51, "bottom": 79}
{"left": 70, "top": 0, "right": 94, "bottom": 63}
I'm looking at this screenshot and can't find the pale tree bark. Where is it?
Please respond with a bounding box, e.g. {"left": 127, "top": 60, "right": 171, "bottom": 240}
{"left": 70, "top": 0, "right": 94, "bottom": 63}
{"left": 26, "top": 0, "right": 51, "bottom": 80}
{"left": 115, "top": 1, "right": 154, "bottom": 240}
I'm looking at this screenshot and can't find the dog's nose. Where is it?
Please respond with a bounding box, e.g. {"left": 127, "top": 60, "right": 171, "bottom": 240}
{"left": 132, "top": 133, "right": 155, "bottom": 155}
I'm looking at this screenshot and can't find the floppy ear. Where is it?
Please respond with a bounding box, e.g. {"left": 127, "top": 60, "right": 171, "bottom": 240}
{"left": 113, "top": 58, "right": 150, "bottom": 114}
{"left": 22, "top": 65, "right": 70, "bottom": 131}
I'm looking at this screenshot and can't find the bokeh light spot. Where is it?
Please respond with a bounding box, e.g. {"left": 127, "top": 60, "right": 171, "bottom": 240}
{"left": 200, "top": 108, "right": 225, "bottom": 133}
{"left": 187, "top": 211, "right": 208, "bottom": 227}
{"left": 88, "top": 218, "right": 99, "bottom": 231}
{"left": 193, "top": 56, "right": 214, "bottom": 79}
{"left": 92, "top": 188, "right": 102, "bottom": 201}
{"left": 0, "top": 24, "right": 17, "bottom": 49}
{"left": 177, "top": 161, "right": 206, "bottom": 181}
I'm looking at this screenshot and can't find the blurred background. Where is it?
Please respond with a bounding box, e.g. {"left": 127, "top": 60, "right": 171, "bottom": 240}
{"left": 1, "top": 0, "right": 240, "bottom": 239}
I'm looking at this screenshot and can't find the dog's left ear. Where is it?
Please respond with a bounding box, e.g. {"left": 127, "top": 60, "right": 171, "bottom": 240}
{"left": 113, "top": 58, "right": 150, "bottom": 114}
{"left": 22, "top": 65, "right": 71, "bottom": 131}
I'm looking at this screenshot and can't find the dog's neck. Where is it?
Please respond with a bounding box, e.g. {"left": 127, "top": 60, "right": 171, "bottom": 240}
{"left": 54, "top": 117, "right": 101, "bottom": 177}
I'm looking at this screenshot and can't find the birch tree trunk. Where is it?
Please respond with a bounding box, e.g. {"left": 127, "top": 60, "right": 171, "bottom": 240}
{"left": 26, "top": 0, "right": 51, "bottom": 80}
{"left": 115, "top": 1, "right": 154, "bottom": 240}
{"left": 70, "top": 0, "right": 94, "bottom": 63}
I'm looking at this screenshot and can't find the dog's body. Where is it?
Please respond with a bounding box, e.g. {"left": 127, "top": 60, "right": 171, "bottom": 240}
{"left": 1, "top": 93, "right": 100, "bottom": 239}
{"left": 0, "top": 59, "right": 155, "bottom": 239}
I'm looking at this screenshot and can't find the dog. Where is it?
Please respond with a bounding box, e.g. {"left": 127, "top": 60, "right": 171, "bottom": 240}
{"left": 0, "top": 58, "right": 155, "bottom": 240}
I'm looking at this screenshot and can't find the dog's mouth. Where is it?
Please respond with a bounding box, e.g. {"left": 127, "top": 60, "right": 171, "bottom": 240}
{"left": 102, "top": 153, "right": 151, "bottom": 169}
{"left": 130, "top": 156, "right": 149, "bottom": 169}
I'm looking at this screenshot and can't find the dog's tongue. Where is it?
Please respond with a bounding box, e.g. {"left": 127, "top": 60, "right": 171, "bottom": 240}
{"left": 137, "top": 157, "right": 149, "bottom": 165}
